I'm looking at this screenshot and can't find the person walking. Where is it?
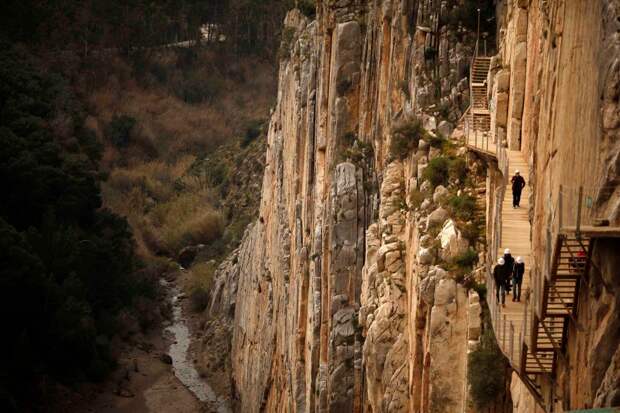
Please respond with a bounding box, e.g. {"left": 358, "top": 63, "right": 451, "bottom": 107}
{"left": 493, "top": 258, "right": 508, "bottom": 306}
{"left": 512, "top": 256, "right": 525, "bottom": 302}
{"left": 511, "top": 170, "right": 526, "bottom": 208}
{"left": 503, "top": 248, "right": 514, "bottom": 294}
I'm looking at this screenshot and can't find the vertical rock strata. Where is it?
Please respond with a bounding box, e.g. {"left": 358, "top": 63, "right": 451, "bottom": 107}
{"left": 207, "top": 0, "right": 620, "bottom": 412}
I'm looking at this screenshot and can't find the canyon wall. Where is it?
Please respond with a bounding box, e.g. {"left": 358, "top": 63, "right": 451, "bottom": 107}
{"left": 204, "top": 0, "right": 620, "bottom": 412}
{"left": 216, "top": 1, "right": 491, "bottom": 411}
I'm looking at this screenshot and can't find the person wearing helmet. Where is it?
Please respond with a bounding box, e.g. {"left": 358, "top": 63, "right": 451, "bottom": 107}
{"left": 493, "top": 257, "right": 508, "bottom": 305}
{"left": 503, "top": 248, "right": 514, "bottom": 294}
{"left": 511, "top": 170, "right": 526, "bottom": 208}
{"left": 513, "top": 256, "right": 525, "bottom": 302}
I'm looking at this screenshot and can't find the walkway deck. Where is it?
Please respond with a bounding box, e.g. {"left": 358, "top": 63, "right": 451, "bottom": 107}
{"left": 493, "top": 149, "right": 530, "bottom": 370}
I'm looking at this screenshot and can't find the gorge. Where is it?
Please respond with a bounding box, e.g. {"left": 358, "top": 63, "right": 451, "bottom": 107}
{"left": 199, "top": 0, "right": 620, "bottom": 412}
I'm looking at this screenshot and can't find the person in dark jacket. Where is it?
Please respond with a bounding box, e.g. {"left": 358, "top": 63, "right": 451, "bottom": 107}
{"left": 493, "top": 257, "right": 508, "bottom": 305}
{"left": 511, "top": 170, "right": 526, "bottom": 208}
{"left": 503, "top": 248, "right": 514, "bottom": 294}
{"left": 512, "top": 256, "right": 525, "bottom": 302}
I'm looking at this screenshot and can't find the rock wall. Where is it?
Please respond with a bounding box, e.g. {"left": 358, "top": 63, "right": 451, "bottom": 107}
{"left": 489, "top": 0, "right": 620, "bottom": 411}
{"left": 202, "top": 0, "right": 620, "bottom": 412}
{"left": 208, "top": 1, "right": 492, "bottom": 411}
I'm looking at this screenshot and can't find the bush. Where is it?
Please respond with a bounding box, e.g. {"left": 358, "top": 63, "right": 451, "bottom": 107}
{"left": 468, "top": 314, "right": 506, "bottom": 409}
{"left": 428, "top": 133, "right": 445, "bottom": 148}
{"left": 105, "top": 115, "right": 136, "bottom": 148}
{"left": 423, "top": 156, "right": 450, "bottom": 187}
{"left": 455, "top": 248, "right": 478, "bottom": 269}
{"left": 447, "top": 194, "right": 476, "bottom": 221}
{"left": 390, "top": 118, "right": 426, "bottom": 160}
{"left": 449, "top": 157, "right": 468, "bottom": 182}
{"left": 461, "top": 221, "right": 482, "bottom": 243}
{"left": 189, "top": 261, "right": 216, "bottom": 312}
{"left": 279, "top": 27, "right": 296, "bottom": 60}
{"left": 242, "top": 120, "right": 264, "bottom": 147}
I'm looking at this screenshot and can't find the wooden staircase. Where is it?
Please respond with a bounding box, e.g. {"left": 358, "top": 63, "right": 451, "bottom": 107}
{"left": 465, "top": 56, "right": 494, "bottom": 154}
{"left": 470, "top": 56, "right": 491, "bottom": 123}
{"left": 520, "top": 233, "right": 591, "bottom": 400}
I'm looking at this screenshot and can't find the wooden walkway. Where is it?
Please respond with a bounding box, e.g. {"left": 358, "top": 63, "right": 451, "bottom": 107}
{"left": 493, "top": 149, "right": 530, "bottom": 371}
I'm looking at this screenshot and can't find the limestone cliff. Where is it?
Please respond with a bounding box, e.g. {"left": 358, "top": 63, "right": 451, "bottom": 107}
{"left": 202, "top": 0, "right": 620, "bottom": 412}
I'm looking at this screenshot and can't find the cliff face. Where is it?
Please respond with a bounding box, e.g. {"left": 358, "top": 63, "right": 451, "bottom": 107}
{"left": 219, "top": 1, "right": 485, "bottom": 411}
{"left": 206, "top": 0, "right": 620, "bottom": 412}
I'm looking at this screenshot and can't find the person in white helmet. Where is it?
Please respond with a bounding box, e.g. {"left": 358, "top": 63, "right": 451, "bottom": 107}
{"left": 493, "top": 257, "right": 508, "bottom": 305}
{"left": 511, "top": 170, "right": 526, "bottom": 208}
{"left": 503, "top": 248, "right": 514, "bottom": 294}
{"left": 513, "top": 256, "right": 525, "bottom": 302}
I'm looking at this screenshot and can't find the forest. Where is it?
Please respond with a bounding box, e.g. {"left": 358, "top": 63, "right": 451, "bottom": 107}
{"left": 0, "top": 0, "right": 298, "bottom": 410}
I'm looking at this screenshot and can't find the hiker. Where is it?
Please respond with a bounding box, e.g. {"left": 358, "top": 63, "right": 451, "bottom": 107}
{"left": 511, "top": 170, "right": 526, "bottom": 208}
{"left": 493, "top": 258, "right": 508, "bottom": 305}
{"left": 569, "top": 250, "right": 587, "bottom": 274}
{"left": 512, "top": 256, "right": 525, "bottom": 302}
{"left": 503, "top": 248, "right": 514, "bottom": 294}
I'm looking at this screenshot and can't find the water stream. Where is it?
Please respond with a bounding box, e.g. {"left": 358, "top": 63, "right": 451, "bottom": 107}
{"left": 162, "top": 279, "right": 230, "bottom": 413}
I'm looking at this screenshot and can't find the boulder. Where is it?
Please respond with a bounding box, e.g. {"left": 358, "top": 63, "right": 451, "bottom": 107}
{"left": 437, "top": 120, "right": 453, "bottom": 137}
{"left": 433, "top": 185, "right": 450, "bottom": 204}
{"left": 427, "top": 207, "right": 449, "bottom": 229}
{"left": 418, "top": 247, "right": 435, "bottom": 265}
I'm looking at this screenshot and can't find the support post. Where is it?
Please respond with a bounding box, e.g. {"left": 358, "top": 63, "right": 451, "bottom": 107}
{"left": 558, "top": 185, "right": 563, "bottom": 231}
{"left": 576, "top": 186, "right": 583, "bottom": 238}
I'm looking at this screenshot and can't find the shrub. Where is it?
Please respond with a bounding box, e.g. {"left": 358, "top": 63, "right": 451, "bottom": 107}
{"left": 461, "top": 221, "right": 482, "bottom": 243}
{"left": 105, "top": 115, "right": 136, "bottom": 147}
{"left": 468, "top": 314, "right": 506, "bottom": 409}
{"left": 189, "top": 261, "right": 216, "bottom": 312}
{"left": 423, "top": 156, "right": 450, "bottom": 187}
{"left": 390, "top": 118, "right": 426, "bottom": 160}
{"left": 298, "top": 0, "right": 316, "bottom": 18}
{"left": 449, "top": 157, "right": 468, "bottom": 182}
{"left": 279, "top": 27, "right": 296, "bottom": 60}
{"left": 447, "top": 194, "right": 476, "bottom": 221}
{"left": 428, "top": 133, "right": 445, "bottom": 148}
{"left": 242, "top": 120, "right": 264, "bottom": 147}
{"left": 455, "top": 248, "right": 478, "bottom": 269}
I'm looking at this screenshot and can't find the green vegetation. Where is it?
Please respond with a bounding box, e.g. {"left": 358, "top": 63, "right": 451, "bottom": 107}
{"left": 448, "top": 157, "right": 468, "bottom": 182}
{"left": 390, "top": 118, "right": 427, "bottom": 160}
{"left": 0, "top": 45, "right": 161, "bottom": 410}
{"left": 454, "top": 248, "right": 478, "bottom": 269}
{"left": 189, "top": 261, "right": 217, "bottom": 312}
{"left": 447, "top": 193, "right": 476, "bottom": 221}
{"left": 468, "top": 308, "right": 507, "bottom": 409}
{"left": 423, "top": 156, "right": 450, "bottom": 187}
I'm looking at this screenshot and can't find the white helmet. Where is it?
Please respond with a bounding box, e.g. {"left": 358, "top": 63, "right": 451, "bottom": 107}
{"left": 515, "top": 170, "right": 520, "bottom": 174}
{"left": 516, "top": 256, "right": 524, "bottom": 264}
{"left": 498, "top": 258, "right": 505, "bottom": 265}
{"left": 504, "top": 248, "right": 511, "bottom": 254}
